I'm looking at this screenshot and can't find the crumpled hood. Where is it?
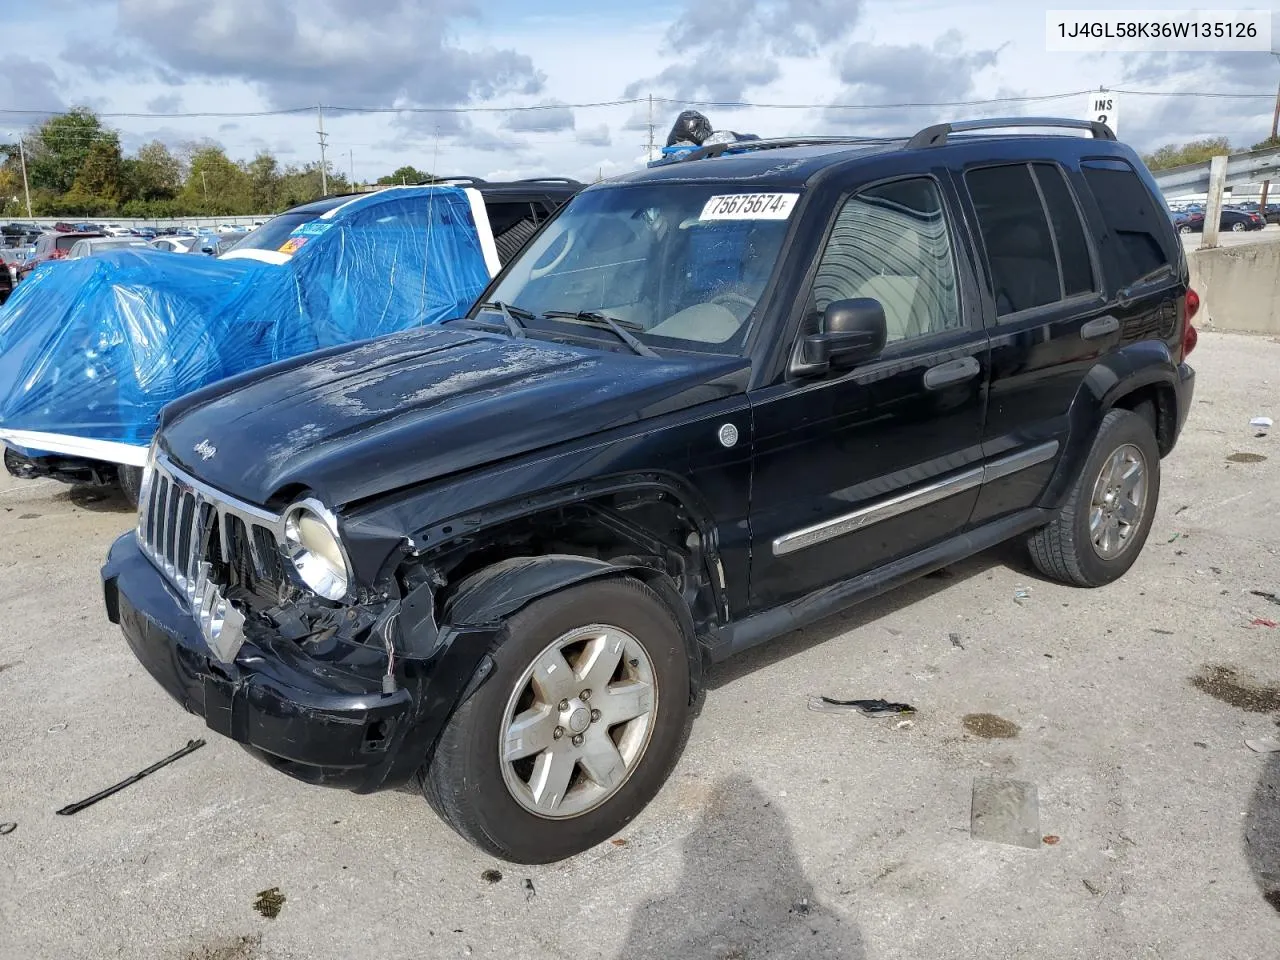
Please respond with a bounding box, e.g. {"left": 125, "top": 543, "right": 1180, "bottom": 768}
{"left": 160, "top": 325, "right": 747, "bottom": 507}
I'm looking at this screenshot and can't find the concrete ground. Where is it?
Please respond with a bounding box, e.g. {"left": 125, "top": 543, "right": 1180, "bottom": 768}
{"left": 2, "top": 331, "right": 1279, "bottom": 960}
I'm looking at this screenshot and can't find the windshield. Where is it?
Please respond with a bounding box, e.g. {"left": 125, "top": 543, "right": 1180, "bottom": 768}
{"left": 227, "top": 211, "right": 326, "bottom": 253}
{"left": 482, "top": 183, "right": 798, "bottom": 353}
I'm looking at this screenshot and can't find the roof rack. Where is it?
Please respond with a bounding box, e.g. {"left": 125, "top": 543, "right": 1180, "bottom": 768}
{"left": 417, "top": 175, "right": 488, "bottom": 185}
{"left": 509, "top": 177, "right": 583, "bottom": 185}
{"left": 671, "top": 135, "right": 901, "bottom": 164}
{"left": 906, "top": 117, "right": 1117, "bottom": 149}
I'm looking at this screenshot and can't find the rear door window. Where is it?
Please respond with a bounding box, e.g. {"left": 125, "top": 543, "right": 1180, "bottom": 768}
{"left": 966, "top": 162, "right": 1097, "bottom": 318}
{"left": 1081, "top": 159, "right": 1176, "bottom": 286}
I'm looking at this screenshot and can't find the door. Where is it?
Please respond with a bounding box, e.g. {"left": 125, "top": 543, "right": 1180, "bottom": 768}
{"left": 960, "top": 161, "right": 1109, "bottom": 526}
{"left": 748, "top": 174, "right": 990, "bottom": 609}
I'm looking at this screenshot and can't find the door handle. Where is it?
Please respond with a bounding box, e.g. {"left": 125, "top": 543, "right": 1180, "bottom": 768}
{"left": 1081, "top": 316, "right": 1120, "bottom": 340}
{"left": 923, "top": 356, "right": 981, "bottom": 390}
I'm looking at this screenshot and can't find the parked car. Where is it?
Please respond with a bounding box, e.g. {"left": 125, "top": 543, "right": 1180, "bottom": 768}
{"left": 2, "top": 179, "right": 581, "bottom": 500}
{"left": 66, "top": 237, "right": 153, "bottom": 259}
{"left": 16, "top": 231, "right": 105, "bottom": 279}
{"left": 149, "top": 235, "right": 206, "bottom": 254}
{"left": 0, "top": 255, "right": 12, "bottom": 305}
{"left": 100, "top": 118, "right": 1197, "bottom": 864}
{"left": 1177, "top": 208, "right": 1264, "bottom": 234}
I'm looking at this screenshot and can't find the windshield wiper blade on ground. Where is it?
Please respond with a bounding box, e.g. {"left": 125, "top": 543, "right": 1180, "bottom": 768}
{"left": 475, "top": 300, "right": 533, "bottom": 338}
{"left": 542, "top": 311, "right": 658, "bottom": 358}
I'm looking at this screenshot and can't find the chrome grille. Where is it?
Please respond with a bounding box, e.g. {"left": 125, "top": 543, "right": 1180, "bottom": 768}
{"left": 136, "top": 453, "right": 286, "bottom": 662}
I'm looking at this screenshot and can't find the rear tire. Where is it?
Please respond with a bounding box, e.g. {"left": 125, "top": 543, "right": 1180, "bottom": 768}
{"left": 117, "top": 465, "right": 144, "bottom": 508}
{"left": 420, "top": 576, "right": 691, "bottom": 863}
{"left": 1027, "top": 408, "right": 1160, "bottom": 587}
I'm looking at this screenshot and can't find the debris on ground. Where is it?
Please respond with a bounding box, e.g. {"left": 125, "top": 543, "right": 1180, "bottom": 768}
{"left": 1175, "top": 504, "right": 1190, "bottom": 515}
{"left": 790, "top": 898, "right": 813, "bottom": 917}
{"left": 253, "top": 887, "right": 286, "bottom": 919}
{"left": 1042, "top": 835, "right": 1061, "bottom": 846}
{"left": 1013, "top": 588, "right": 1031, "bottom": 605}
{"left": 962, "top": 713, "right": 1021, "bottom": 739}
{"left": 1151, "top": 628, "right": 1175, "bottom": 636}
{"left": 523, "top": 879, "right": 536, "bottom": 901}
{"left": 896, "top": 719, "right": 914, "bottom": 730}
{"left": 611, "top": 838, "right": 629, "bottom": 847}
{"left": 1251, "top": 416, "right": 1273, "bottom": 436}
{"left": 0, "top": 822, "right": 16, "bottom": 835}
{"left": 1168, "top": 533, "right": 1184, "bottom": 544}
{"left": 55, "top": 738, "right": 206, "bottom": 815}
{"left": 47, "top": 722, "right": 67, "bottom": 733}
{"left": 1082, "top": 879, "right": 1103, "bottom": 896}
{"left": 1250, "top": 590, "right": 1280, "bottom": 607}
{"left": 1251, "top": 618, "right": 1279, "bottom": 629}
{"left": 807, "top": 696, "right": 916, "bottom": 717}
{"left": 481, "top": 869, "right": 502, "bottom": 884}
{"left": 1227, "top": 452, "right": 1267, "bottom": 463}
{"left": 971, "top": 778, "right": 1041, "bottom": 849}
{"left": 949, "top": 632, "right": 964, "bottom": 650}
{"left": 1191, "top": 665, "right": 1280, "bottom": 712}
{"left": 1246, "top": 738, "right": 1280, "bottom": 753}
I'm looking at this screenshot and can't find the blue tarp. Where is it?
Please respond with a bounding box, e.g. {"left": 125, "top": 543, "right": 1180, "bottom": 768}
{"left": 0, "top": 186, "right": 492, "bottom": 451}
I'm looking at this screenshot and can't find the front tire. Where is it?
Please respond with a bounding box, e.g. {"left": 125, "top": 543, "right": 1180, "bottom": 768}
{"left": 117, "top": 465, "right": 144, "bottom": 508}
{"left": 421, "top": 576, "right": 691, "bottom": 863}
{"left": 1027, "top": 408, "right": 1161, "bottom": 587}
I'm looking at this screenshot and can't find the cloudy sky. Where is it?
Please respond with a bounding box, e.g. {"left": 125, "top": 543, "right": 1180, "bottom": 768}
{"left": 1, "top": 0, "right": 1277, "bottom": 183}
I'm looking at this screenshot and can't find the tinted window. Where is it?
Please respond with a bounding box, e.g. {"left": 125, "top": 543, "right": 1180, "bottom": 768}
{"left": 966, "top": 165, "right": 1060, "bottom": 316}
{"left": 1081, "top": 159, "right": 1175, "bottom": 286}
{"left": 1032, "top": 163, "right": 1094, "bottom": 297}
{"left": 810, "top": 178, "right": 962, "bottom": 343}
{"left": 55, "top": 235, "right": 83, "bottom": 253}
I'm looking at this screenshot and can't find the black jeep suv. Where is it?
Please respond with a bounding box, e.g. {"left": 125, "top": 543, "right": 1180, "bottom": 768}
{"left": 102, "top": 117, "right": 1197, "bottom": 864}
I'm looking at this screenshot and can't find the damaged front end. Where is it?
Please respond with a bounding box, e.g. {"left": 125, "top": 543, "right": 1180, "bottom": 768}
{"left": 103, "top": 450, "right": 501, "bottom": 794}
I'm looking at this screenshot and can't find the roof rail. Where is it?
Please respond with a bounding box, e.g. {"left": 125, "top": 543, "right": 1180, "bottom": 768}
{"left": 418, "top": 175, "right": 488, "bottom": 185}
{"left": 906, "top": 117, "right": 1117, "bottom": 149}
{"left": 509, "top": 177, "right": 583, "bottom": 185}
{"left": 672, "top": 135, "right": 902, "bottom": 164}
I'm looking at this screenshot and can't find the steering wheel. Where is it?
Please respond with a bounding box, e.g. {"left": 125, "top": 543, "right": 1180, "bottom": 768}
{"left": 529, "top": 228, "right": 577, "bottom": 280}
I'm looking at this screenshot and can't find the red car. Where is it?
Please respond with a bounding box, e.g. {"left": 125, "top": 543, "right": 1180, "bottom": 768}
{"left": 16, "top": 232, "right": 105, "bottom": 281}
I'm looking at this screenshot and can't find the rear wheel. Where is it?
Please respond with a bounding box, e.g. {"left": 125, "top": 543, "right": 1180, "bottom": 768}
{"left": 420, "top": 576, "right": 691, "bottom": 863}
{"left": 117, "top": 465, "right": 144, "bottom": 508}
{"left": 1232, "top": 221, "right": 1247, "bottom": 232}
{"left": 1027, "top": 408, "right": 1160, "bottom": 587}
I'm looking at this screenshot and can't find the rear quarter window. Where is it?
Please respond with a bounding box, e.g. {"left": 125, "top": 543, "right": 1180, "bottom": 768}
{"left": 1080, "top": 159, "right": 1176, "bottom": 287}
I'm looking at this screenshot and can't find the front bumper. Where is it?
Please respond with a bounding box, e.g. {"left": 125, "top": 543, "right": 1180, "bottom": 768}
{"left": 102, "top": 533, "right": 420, "bottom": 792}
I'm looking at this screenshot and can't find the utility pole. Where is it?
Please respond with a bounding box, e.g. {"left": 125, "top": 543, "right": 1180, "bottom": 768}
{"left": 646, "top": 94, "right": 655, "bottom": 162}
{"left": 316, "top": 104, "right": 329, "bottom": 196}
{"left": 1259, "top": 55, "right": 1280, "bottom": 214}
{"left": 17, "top": 138, "right": 32, "bottom": 219}
{"left": 348, "top": 149, "right": 354, "bottom": 186}
{"left": 201, "top": 170, "right": 208, "bottom": 205}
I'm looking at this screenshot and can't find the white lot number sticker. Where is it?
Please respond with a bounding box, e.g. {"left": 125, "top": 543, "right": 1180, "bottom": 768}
{"left": 701, "top": 192, "right": 799, "bottom": 221}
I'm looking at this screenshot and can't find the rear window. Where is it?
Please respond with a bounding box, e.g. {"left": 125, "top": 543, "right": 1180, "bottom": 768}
{"left": 1081, "top": 159, "right": 1176, "bottom": 287}
{"left": 55, "top": 235, "right": 82, "bottom": 253}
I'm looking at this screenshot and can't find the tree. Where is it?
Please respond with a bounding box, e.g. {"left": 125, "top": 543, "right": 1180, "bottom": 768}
{"left": 1251, "top": 135, "right": 1280, "bottom": 152}
{"left": 1142, "top": 137, "right": 1234, "bottom": 172}
{"left": 69, "top": 139, "right": 125, "bottom": 208}
{"left": 126, "top": 141, "right": 182, "bottom": 201}
{"left": 27, "top": 107, "right": 114, "bottom": 194}
{"left": 377, "top": 165, "right": 431, "bottom": 185}
{"left": 246, "top": 152, "right": 281, "bottom": 211}
{"left": 178, "top": 145, "right": 252, "bottom": 215}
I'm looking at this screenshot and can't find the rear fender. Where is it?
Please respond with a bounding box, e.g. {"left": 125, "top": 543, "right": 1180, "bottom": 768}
{"left": 1041, "top": 339, "right": 1178, "bottom": 508}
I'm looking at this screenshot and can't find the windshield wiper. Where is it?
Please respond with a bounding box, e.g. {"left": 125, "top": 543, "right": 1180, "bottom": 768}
{"left": 542, "top": 311, "right": 658, "bottom": 358}
{"left": 475, "top": 300, "right": 534, "bottom": 338}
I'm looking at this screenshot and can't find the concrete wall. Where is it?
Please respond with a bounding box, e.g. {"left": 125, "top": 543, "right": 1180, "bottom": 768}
{"left": 1187, "top": 238, "right": 1280, "bottom": 335}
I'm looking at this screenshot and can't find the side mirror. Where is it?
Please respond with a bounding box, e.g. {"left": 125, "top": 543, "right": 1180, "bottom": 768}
{"left": 801, "top": 298, "right": 887, "bottom": 368}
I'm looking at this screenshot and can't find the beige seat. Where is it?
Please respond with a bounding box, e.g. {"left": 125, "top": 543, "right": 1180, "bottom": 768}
{"left": 854, "top": 274, "right": 920, "bottom": 342}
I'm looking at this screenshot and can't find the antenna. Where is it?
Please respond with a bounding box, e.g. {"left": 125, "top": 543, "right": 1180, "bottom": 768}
{"left": 647, "top": 94, "right": 655, "bottom": 162}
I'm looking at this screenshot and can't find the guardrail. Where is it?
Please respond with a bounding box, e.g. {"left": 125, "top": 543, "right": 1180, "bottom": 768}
{"left": 1154, "top": 145, "right": 1280, "bottom": 199}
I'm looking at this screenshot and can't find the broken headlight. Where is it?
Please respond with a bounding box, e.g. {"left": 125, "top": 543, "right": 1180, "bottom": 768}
{"left": 283, "top": 499, "right": 353, "bottom": 601}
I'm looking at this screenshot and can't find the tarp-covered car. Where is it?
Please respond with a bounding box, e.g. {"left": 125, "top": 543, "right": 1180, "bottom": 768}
{"left": 0, "top": 180, "right": 579, "bottom": 500}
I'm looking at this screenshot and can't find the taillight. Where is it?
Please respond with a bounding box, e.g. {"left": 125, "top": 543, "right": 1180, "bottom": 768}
{"left": 1182, "top": 288, "right": 1200, "bottom": 359}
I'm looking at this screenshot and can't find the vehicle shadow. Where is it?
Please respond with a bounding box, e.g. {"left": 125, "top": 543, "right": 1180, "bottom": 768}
{"left": 61, "top": 484, "right": 133, "bottom": 513}
{"left": 614, "top": 774, "right": 866, "bottom": 959}
{"left": 709, "top": 539, "right": 1037, "bottom": 691}
{"left": 1245, "top": 738, "right": 1280, "bottom": 913}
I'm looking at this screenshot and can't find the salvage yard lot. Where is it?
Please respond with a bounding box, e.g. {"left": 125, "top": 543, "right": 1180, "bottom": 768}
{"left": 3, "top": 331, "right": 1279, "bottom": 960}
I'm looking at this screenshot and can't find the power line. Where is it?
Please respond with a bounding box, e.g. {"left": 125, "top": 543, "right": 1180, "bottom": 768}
{"left": 1, "top": 87, "right": 1279, "bottom": 122}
